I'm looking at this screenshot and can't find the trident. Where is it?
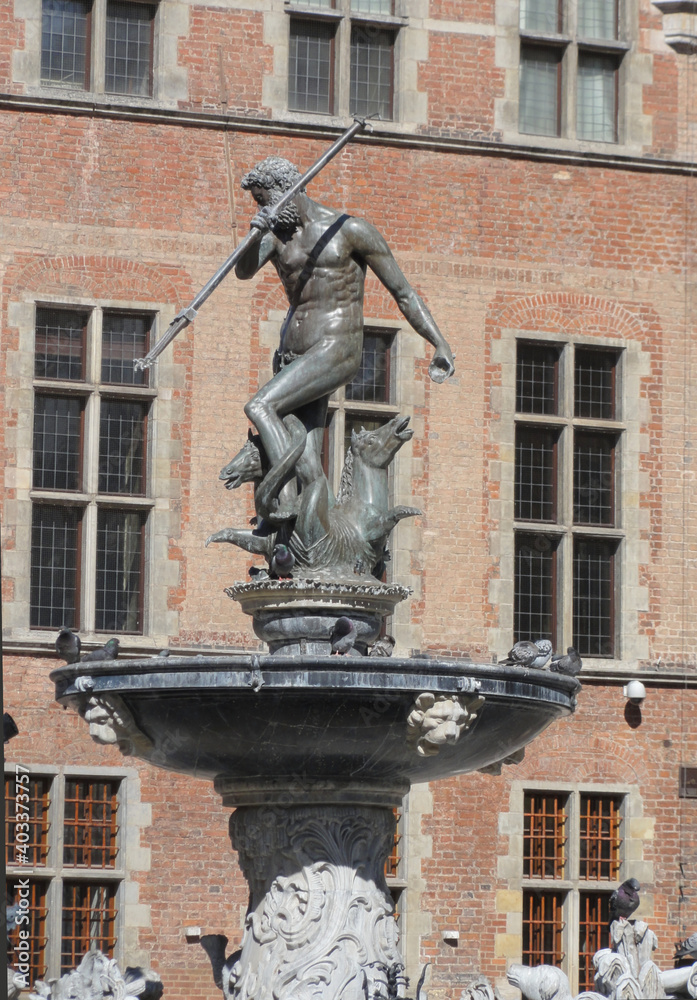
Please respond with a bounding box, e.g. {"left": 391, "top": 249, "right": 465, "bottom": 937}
{"left": 134, "top": 116, "right": 369, "bottom": 371}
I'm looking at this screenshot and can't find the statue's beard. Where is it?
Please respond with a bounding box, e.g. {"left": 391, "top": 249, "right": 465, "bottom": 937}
{"left": 268, "top": 189, "right": 302, "bottom": 231}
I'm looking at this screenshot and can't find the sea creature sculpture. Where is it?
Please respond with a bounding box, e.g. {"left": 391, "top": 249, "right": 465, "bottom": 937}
{"left": 206, "top": 414, "right": 421, "bottom": 584}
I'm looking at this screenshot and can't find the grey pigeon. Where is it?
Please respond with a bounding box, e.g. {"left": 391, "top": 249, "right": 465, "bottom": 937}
{"left": 675, "top": 932, "right": 697, "bottom": 960}
{"left": 550, "top": 646, "right": 583, "bottom": 676}
{"left": 151, "top": 649, "right": 170, "bottom": 658}
{"left": 500, "top": 639, "right": 552, "bottom": 669}
{"left": 55, "top": 627, "right": 81, "bottom": 664}
{"left": 370, "top": 634, "right": 396, "bottom": 657}
{"left": 270, "top": 543, "right": 295, "bottom": 579}
{"left": 3, "top": 713, "right": 19, "bottom": 744}
{"left": 81, "top": 637, "right": 120, "bottom": 662}
{"left": 330, "top": 617, "right": 357, "bottom": 655}
{"left": 609, "top": 878, "right": 640, "bottom": 923}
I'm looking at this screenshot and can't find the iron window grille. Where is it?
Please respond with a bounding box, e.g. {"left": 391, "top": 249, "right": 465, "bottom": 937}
{"left": 522, "top": 788, "right": 624, "bottom": 993}
{"left": 286, "top": 0, "right": 400, "bottom": 120}
{"left": 5, "top": 769, "right": 124, "bottom": 982}
{"left": 30, "top": 305, "right": 156, "bottom": 635}
{"left": 518, "top": 0, "right": 628, "bottom": 143}
{"left": 513, "top": 340, "right": 623, "bottom": 657}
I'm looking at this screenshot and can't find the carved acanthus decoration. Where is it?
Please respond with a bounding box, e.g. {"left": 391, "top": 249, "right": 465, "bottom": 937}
{"left": 29, "top": 950, "right": 162, "bottom": 1000}
{"left": 406, "top": 692, "right": 484, "bottom": 757}
{"left": 225, "top": 804, "right": 405, "bottom": 1000}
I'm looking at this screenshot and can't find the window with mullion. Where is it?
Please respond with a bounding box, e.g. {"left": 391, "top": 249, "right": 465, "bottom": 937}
{"left": 6, "top": 769, "right": 123, "bottom": 982}
{"left": 577, "top": 52, "right": 618, "bottom": 143}
{"left": 30, "top": 305, "right": 152, "bottom": 634}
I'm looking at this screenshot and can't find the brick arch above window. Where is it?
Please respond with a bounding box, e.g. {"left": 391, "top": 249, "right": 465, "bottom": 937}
{"left": 489, "top": 291, "right": 649, "bottom": 343}
{"left": 5, "top": 254, "right": 187, "bottom": 308}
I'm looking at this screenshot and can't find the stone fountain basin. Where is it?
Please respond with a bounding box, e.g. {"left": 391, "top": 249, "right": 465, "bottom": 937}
{"left": 51, "top": 655, "right": 578, "bottom": 794}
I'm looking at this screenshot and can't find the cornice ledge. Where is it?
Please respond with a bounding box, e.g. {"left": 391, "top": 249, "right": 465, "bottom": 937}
{"left": 0, "top": 93, "right": 696, "bottom": 175}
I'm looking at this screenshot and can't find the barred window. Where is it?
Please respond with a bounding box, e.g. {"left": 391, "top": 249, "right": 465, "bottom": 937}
{"left": 6, "top": 770, "right": 124, "bottom": 984}
{"left": 30, "top": 305, "right": 155, "bottom": 634}
{"left": 523, "top": 788, "right": 624, "bottom": 992}
{"left": 514, "top": 341, "right": 622, "bottom": 656}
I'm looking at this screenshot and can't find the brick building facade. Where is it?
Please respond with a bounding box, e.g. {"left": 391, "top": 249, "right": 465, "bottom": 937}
{"left": 2, "top": 0, "right": 697, "bottom": 996}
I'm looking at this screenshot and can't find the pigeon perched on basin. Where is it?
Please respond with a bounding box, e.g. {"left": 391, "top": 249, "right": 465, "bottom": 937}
{"left": 55, "top": 627, "right": 81, "bottom": 664}
{"left": 369, "top": 635, "right": 395, "bottom": 657}
{"left": 81, "top": 638, "right": 120, "bottom": 662}
{"left": 550, "top": 646, "right": 583, "bottom": 676}
{"left": 675, "top": 932, "right": 697, "bottom": 960}
{"left": 500, "top": 639, "right": 552, "bottom": 669}
{"left": 330, "top": 617, "right": 357, "bottom": 655}
{"left": 270, "top": 543, "right": 295, "bottom": 579}
{"left": 609, "top": 878, "right": 641, "bottom": 924}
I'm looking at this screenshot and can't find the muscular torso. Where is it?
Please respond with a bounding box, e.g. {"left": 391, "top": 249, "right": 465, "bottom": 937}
{"left": 272, "top": 209, "right": 366, "bottom": 356}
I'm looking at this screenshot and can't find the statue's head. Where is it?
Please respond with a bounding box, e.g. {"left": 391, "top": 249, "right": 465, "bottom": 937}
{"left": 241, "top": 157, "right": 305, "bottom": 230}
{"left": 241, "top": 156, "right": 304, "bottom": 195}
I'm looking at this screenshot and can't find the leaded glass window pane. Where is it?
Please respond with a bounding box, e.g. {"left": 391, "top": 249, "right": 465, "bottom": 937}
{"left": 105, "top": 0, "right": 154, "bottom": 97}
{"left": 35, "top": 308, "right": 87, "bottom": 380}
{"left": 578, "top": 0, "right": 617, "bottom": 40}
{"left": 577, "top": 52, "right": 617, "bottom": 142}
{"left": 289, "top": 20, "right": 334, "bottom": 113}
{"left": 95, "top": 509, "right": 145, "bottom": 632}
{"left": 30, "top": 505, "right": 81, "bottom": 629}
{"left": 102, "top": 313, "right": 150, "bottom": 385}
{"left": 514, "top": 532, "right": 557, "bottom": 644}
{"left": 575, "top": 349, "right": 617, "bottom": 420}
{"left": 573, "top": 537, "right": 615, "bottom": 656}
{"left": 41, "top": 0, "right": 89, "bottom": 88}
{"left": 346, "top": 333, "right": 391, "bottom": 403}
{"left": 33, "top": 396, "right": 83, "bottom": 492}
{"left": 351, "top": 0, "right": 392, "bottom": 13}
{"left": 515, "top": 427, "right": 558, "bottom": 522}
{"left": 573, "top": 432, "right": 615, "bottom": 526}
{"left": 98, "top": 400, "right": 147, "bottom": 495}
{"left": 520, "top": 0, "right": 561, "bottom": 33}
{"left": 519, "top": 45, "right": 561, "bottom": 137}
{"left": 350, "top": 25, "right": 393, "bottom": 120}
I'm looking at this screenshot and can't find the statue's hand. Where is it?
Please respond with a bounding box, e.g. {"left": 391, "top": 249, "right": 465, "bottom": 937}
{"left": 429, "top": 349, "right": 455, "bottom": 383}
{"left": 249, "top": 206, "right": 277, "bottom": 233}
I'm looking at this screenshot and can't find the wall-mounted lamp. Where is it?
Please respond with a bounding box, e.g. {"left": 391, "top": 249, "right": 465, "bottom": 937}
{"left": 623, "top": 680, "right": 647, "bottom": 705}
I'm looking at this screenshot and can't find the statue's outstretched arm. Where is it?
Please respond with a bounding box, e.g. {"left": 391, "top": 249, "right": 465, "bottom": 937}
{"left": 348, "top": 219, "right": 455, "bottom": 383}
